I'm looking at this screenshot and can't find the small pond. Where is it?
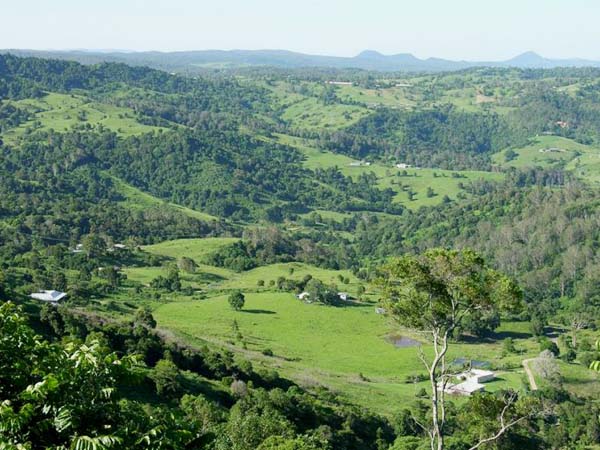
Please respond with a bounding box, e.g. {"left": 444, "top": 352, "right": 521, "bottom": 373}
{"left": 386, "top": 335, "right": 420, "bottom": 348}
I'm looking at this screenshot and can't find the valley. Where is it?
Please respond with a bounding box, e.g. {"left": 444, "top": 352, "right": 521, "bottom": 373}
{"left": 1, "top": 52, "right": 600, "bottom": 449}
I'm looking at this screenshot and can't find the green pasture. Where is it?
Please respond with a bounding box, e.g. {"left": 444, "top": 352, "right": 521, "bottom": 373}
{"left": 151, "top": 291, "right": 537, "bottom": 413}
{"left": 334, "top": 84, "right": 416, "bottom": 108}
{"left": 493, "top": 135, "right": 596, "bottom": 169}
{"left": 275, "top": 134, "right": 504, "bottom": 209}
{"left": 3, "top": 92, "right": 163, "bottom": 139}
{"left": 141, "top": 237, "right": 240, "bottom": 262}
{"left": 279, "top": 97, "right": 370, "bottom": 130}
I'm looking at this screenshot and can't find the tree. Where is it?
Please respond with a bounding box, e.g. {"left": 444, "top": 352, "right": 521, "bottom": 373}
{"left": 533, "top": 350, "right": 562, "bottom": 386}
{"left": 378, "top": 248, "right": 522, "bottom": 450}
{"left": 134, "top": 306, "right": 157, "bottom": 329}
{"left": 504, "top": 148, "right": 518, "bottom": 162}
{"left": 565, "top": 301, "right": 591, "bottom": 347}
{"left": 530, "top": 314, "right": 545, "bottom": 336}
{"left": 305, "top": 279, "right": 338, "bottom": 305}
{"left": 152, "top": 359, "right": 182, "bottom": 398}
{"left": 178, "top": 256, "right": 198, "bottom": 273}
{"left": 229, "top": 291, "right": 246, "bottom": 311}
{"left": 82, "top": 233, "right": 106, "bottom": 258}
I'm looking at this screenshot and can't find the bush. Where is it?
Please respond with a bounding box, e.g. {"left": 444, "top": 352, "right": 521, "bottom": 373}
{"left": 230, "top": 379, "right": 248, "bottom": 397}
{"left": 502, "top": 337, "right": 517, "bottom": 354}
{"left": 561, "top": 348, "right": 576, "bottom": 363}
{"left": 579, "top": 351, "right": 600, "bottom": 368}
{"left": 151, "top": 359, "right": 182, "bottom": 398}
{"left": 415, "top": 388, "right": 428, "bottom": 398}
{"left": 539, "top": 338, "right": 560, "bottom": 356}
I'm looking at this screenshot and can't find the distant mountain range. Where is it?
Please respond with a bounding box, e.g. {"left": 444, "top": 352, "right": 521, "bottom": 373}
{"left": 3, "top": 48, "right": 600, "bottom": 72}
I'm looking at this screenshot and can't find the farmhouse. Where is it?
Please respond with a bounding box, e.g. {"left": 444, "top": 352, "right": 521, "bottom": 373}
{"left": 349, "top": 160, "right": 371, "bottom": 167}
{"left": 443, "top": 369, "right": 495, "bottom": 396}
{"left": 444, "top": 379, "right": 486, "bottom": 396}
{"left": 326, "top": 81, "right": 353, "bottom": 86}
{"left": 30, "top": 290, "right": 67, "bottom": 303}
{"left": 458, "top": 369, "right": 495, "bottom": 383}
{"left": 539, "top": 147, "right": 565, "bottom": 153}
{"left": 396, "top": 163, "right": 412, "bottom": 169}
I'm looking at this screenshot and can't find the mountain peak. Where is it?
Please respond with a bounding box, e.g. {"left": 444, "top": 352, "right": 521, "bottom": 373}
{"left": 508, "top": 51, "right": 545, "bottom": 63}
{"left": 355, "top": 50, "right": 385, "bottom": 59}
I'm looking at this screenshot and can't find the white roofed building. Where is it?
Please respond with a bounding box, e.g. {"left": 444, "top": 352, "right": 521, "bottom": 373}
{"left": 297, "top": 292, "right": 310, "bottom": 300}
{"left": 30, "top": 290, "right": 67, "bottom": 303}
{"left": 442, "top": 369, "right": 495, "bottom": 396}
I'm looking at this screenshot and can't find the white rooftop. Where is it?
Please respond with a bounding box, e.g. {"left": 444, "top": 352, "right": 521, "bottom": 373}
{"left": 30, "top": 290, "right": 67, "bottom": 302}
{"left": 445, "top": 379, "right": 486, "bottom": 395}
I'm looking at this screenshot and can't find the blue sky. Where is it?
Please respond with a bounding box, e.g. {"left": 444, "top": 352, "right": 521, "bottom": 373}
{"left": 2, "top": 0, "right": 600, "bottom": 60}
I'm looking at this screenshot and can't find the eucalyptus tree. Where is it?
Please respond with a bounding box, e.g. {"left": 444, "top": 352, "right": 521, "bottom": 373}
{"left": 378, "top": 248, "right": 526, "bottom": 450}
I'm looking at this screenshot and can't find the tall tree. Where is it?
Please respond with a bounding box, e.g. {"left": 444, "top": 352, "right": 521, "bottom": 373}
{"left": 378, "top": 248, "right": 523, "bottom": 450}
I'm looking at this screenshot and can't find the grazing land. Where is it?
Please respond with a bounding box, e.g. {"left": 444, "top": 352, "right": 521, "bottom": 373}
{"left": 3, "top": 92, "right": 163, "bottom": 141}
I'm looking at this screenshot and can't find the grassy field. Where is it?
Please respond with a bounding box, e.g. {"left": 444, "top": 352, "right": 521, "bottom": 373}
{"left": 110, "top": 175, "right": 218, "bottom": 222}
{"left": 492, "top": 135, "right": 600, "bottom": 185}
{"left": 216, "top": 261, "right": 360, "bottom": 292}
{"left": 111, "top": 237, "right": 599, "bottom": 413}
{"left": 565, "top": 151, "right": 600, "bottom": 185}
{"left": 3, "top": 92, "right": 164, "bottom": 140}
{"left": 141, "top": 237, "right": 240, "bottom": 262}
{"left": 493, "top": 135, "right": 597, "bottom": 168}
{"left": 151, "top": 291, "right": 537, "bottom": 413}
{"left": 275, "top": 134, "right": 504, "bottom": 209}
{"left": 334, "top": 84, "right": 416, "bottom": 109}
{"left": 279, "top": 97, "right": 370, "bottom": 130}
{"left": 123, "top": 238, "right": 240, "bottom": 289}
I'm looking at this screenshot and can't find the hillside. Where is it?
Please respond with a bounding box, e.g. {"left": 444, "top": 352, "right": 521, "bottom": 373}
{"left": 2, "top": 54, "right": 600, "bottom": 450}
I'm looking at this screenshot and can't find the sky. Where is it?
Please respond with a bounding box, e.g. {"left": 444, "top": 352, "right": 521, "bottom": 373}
{"left": 2, "top": 0, "right": 600, "bottom": 60}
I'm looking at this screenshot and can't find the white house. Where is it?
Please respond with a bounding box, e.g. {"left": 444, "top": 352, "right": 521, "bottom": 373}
{"left": 444, "top": 379, "right": 486, "bottom": 396}
{"left": 460, "top": 369, "right": 495, "bottom": 383}
{"left": 396, "top": 163, "right": 412, "bottom": 169}
{"left": 326, "top": 81, "right": 353, "bottom": 86}
{"left": 297, "top": 292, "right": 310, "bottom": 300}
{"left": 349, "top": 160, "right": 372, "bottom": 167}
{"left": 443, "top": 369, "right": 495, "bottom": 396}
{"left": 30, "top": 290, "right": 67, "bottom": 303}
